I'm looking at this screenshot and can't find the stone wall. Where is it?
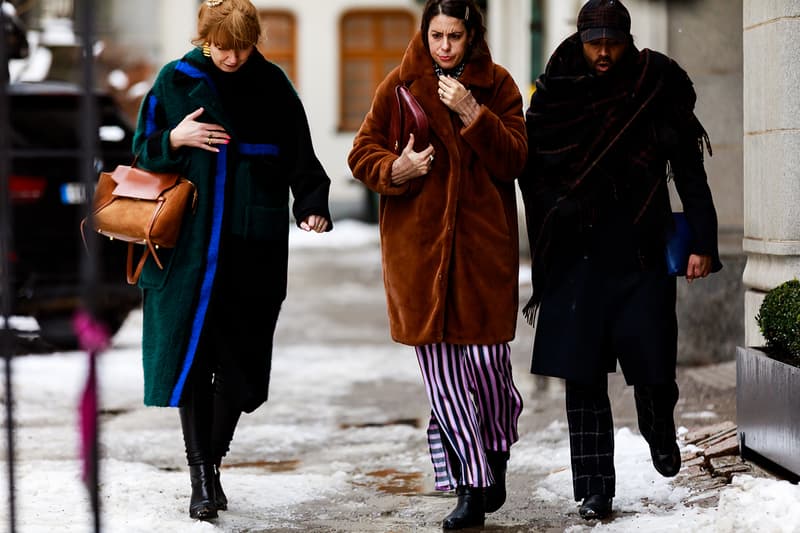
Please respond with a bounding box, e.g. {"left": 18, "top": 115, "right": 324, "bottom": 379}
{"left": 742, "top": 0, "right": 800, "bottom": 346}
{"left": 669, "top": 0, "right": 745, "bottom": 363}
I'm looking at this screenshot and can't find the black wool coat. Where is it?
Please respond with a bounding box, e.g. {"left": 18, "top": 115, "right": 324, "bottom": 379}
{"left": 519, "top": 35, "right": 721, "bottom": 384}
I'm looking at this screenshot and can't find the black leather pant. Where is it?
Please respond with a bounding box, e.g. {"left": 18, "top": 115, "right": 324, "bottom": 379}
{"left": 179, "top": 317, "right": 247, "bottom": 468}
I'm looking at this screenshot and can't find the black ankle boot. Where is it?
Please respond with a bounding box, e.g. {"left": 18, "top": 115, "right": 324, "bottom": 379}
{"left": 484, "top": 450, "right": 509, "bottom": 513}
{"left": 650, "top": 441, "right": 681, "bottom": 477}
{"left": 179, "top": 383, "right": 217, "bottom": 520}
{"left": 210, "top": 384, "right": 241, "bottom": 513}
{"left": 443, "top": 486, "right": 485, "bottom": 530}
{"left": 214, "top": 464, "right": 228, "bottom": 511}
{"left": 189, "top": 464, "right": 218, "bottom": 520}
{"left": 579, "top": 494, "right": 612, "bottom": 520}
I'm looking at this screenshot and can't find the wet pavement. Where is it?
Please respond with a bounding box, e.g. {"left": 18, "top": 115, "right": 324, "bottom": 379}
{"left": 0, "top": 222, "right": 776, "bottom": 532}
{"left": 247, "top": 226, "right": 761, "bottom": 532}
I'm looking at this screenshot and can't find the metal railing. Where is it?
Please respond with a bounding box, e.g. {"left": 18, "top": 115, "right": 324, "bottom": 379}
{"left": 1, "top": 0, "right": 101, "bottom": 530}
{"left": 0, "top": 3, "right": 18, "bottom": 530}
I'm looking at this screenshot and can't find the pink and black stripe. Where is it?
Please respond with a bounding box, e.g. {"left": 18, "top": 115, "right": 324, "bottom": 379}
{"left": 415, "top": 343, "right": 523, "bottom": 491}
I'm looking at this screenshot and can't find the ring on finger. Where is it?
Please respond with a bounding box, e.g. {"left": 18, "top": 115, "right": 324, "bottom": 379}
{"left": 207, "top": 135, "right": 213, "bottom": 146}
{"left": 429, "top": 154, "right": 434, "bottom": 163}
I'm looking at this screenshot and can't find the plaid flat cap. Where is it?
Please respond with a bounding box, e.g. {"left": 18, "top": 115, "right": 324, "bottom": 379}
{"left": 577, "top": 0, "right": 631, "bottom": 43}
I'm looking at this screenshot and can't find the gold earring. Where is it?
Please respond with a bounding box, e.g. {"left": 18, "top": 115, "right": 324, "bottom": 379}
{"left": 202, "top": 42, "right": 211, "bottom": 57}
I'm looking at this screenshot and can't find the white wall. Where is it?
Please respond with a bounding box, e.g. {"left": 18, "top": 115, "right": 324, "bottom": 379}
{"left": 543, "top": 0, "right": 667, "bottom": 58}
{"left": 158, "top": 0, "right": 198, "bottom": 65}
{"left": 253, "top": 0, "right": 422, "bottom": 208}
{"left": 251, "top": 0, "right": 534, "bottom": 209}
{"left": 487, "top": 0, "right": 532, "bottom": 97}
{"left": 627, "top": 0, "right": 667, "bottom": 53}
{"left": 132, "top": 0, "right": 534, "bottom": 210}
{"left": 742, "top": 0, "right": 800, "bottom": 345}
{"left": 113, "top": 0, "right": 685, "bottom": 213}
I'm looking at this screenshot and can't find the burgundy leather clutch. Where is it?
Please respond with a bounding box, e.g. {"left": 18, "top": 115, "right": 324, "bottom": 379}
{"left": 390, "top": 85, "right": 430, "bottom": 154}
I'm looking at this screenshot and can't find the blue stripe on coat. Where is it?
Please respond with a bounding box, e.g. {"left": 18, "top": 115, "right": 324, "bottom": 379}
{"left": 239, "top": 143, "right": 280, "bottom": 156}
{"left": 175, "top": 60, "right": 214, "bottom": 87}
{"left": 168, "top": 145, "right": 228, "bottom": 406}
{"left": 145, "top": 95, "right": 158, "bottom": 136}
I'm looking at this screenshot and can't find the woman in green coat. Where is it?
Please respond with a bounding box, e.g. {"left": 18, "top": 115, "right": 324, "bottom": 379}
{"left": 132, "top": 0, "right": 331, "bottom": 520}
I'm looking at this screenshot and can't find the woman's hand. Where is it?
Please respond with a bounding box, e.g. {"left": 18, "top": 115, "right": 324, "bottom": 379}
{"left": 390, "top": 134, "right": 435, "bottom": 186}
{"left": 438, "top": 76, "right": 480, "bottom": 125}
{"left": 685, "top": 254, "right": 712, "bottom": 283}
{"left": 169, "top": 107, "right": 231, "bottom": 152}
{"left": 300, "top": 214, "right": 330, "bottom": 233}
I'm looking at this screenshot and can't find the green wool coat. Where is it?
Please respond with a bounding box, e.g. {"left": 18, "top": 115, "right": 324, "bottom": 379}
{"left": 132, "top": 48, "right": 331, "bottom": 408}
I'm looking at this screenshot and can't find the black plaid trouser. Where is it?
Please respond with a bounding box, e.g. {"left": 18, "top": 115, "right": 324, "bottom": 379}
{"left": 566, "top": 380, "right": 679, "bottom": 500}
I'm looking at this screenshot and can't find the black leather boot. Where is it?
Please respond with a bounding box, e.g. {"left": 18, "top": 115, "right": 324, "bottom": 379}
{"left": 484, "top": 450, "right": 509, "bottom": 513}
{"left": 179, "top": 380, "right": 217, "bottom": 520}
{"left": 188, "top": 464, "right": 218, "bottom": 520}
{"left": 211, "top": 384, "right": 242, "bottom": 512}
{"left": 579, "top": 494, "right": 612, "bottom": 520}
{"left": 634, "top": 384, "right": 681, "bottom": 477}
{"left": 213, "top": 464, "right": 227, "bottom": 511}
{"left": 443, "top": 486, "right": 485, "bottom": 530}
{"left": 650, "top": 441, "right": 681, "bottom": 477}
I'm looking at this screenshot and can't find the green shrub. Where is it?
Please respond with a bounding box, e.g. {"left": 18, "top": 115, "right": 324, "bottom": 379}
{"left": 756, "top": 279, "right": 800, "bottom": 362}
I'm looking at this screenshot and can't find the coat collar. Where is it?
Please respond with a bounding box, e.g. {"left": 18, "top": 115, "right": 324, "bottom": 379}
{"left": 399, "top": 31, "right": 494, "bottom": 89}
{"left": 169, "top": 48, "right": 227, "bottom": 126}
{"left": 172, "top": 47, "right": 273, "bottom": 133}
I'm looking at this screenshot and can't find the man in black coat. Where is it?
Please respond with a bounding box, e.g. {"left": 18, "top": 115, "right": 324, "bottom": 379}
{"left": 519, "top": 0, "right": 721, "bottom": 520}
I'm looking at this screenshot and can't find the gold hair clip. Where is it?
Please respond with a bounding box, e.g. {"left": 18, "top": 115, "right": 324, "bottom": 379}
{"left": 464, "top": 6, "right": 470, "bottom": 21}
{"left": 206, "top": 0, "right": 223, "bottom": 6}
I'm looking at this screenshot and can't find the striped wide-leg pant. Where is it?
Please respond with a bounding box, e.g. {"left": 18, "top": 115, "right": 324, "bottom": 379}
{"left": 415, "top": 343, "right": 523, "bottom": 491}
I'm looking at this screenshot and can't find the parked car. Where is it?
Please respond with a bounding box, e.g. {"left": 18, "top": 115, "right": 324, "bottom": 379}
{"left": 2, "top": 1, "right": 28, "bottom": 61}
{"left": 6, "top": 81, "right": 142, "bottom": 348}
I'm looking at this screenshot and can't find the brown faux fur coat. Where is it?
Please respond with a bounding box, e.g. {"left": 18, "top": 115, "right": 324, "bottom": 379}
{"left": 348, "top": 32, "right": 527, "bottom": 346}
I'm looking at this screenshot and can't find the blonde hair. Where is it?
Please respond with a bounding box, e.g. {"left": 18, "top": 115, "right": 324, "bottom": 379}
{"left": 193, "top": 0, "right": 262, "bottom": 50}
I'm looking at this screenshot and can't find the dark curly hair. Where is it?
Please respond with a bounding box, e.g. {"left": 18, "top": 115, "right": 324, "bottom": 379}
{"left": 420, "top": 0, "right": 487, "bottom": 57}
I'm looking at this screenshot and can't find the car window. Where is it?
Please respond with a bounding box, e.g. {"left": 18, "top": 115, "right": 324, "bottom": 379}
{"left": 10, "top": 92, "right": 134, "bottom": 153}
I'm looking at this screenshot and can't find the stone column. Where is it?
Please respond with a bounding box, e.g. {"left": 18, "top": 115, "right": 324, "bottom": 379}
{"left": 101, "top": 0, "right": 188, "bottom": 65}
{"left": 544, "top": 0, "right": 668, "bottom": 56}
{"left": 665, "top": 0, "right": 744, "bottom": 364}
{"left": 487, "top": 0, "right": 531, "bottom": 97}
{"left": 742, "top": 1, "right": 800, "bottom": 346}
{"left": 542, "top": 0, "right": 581, "bottom": 57}
{"left": 158, "top": 0, "right": 196, "bottom": 66}
{"left": 627, "top": 0, "right": 667, "bottom": 53}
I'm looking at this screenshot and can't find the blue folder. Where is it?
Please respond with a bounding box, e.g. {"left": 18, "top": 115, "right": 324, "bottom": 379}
{"left": 665, "top": 212, "right": 693, "bottom": 276}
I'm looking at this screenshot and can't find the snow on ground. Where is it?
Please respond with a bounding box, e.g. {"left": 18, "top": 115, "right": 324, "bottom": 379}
{"left": 1, "top": 220, "right": 799, "bottom": 532}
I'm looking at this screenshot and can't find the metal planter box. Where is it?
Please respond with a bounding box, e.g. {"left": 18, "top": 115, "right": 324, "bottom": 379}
{"left": 736, "top": 346, "right": 800, "bottom": 477}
